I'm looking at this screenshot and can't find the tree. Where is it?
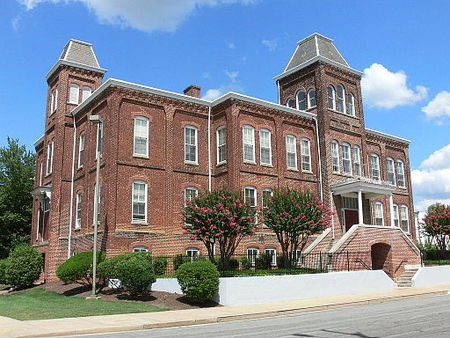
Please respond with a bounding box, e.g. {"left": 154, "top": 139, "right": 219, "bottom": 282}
{"left": 183, "top": 190, "right": 256, "bottom": 270}
{"left": 422, "top": 203, "right": 450, "bottom": 250}
{"left": 0, "top": 138, "right": 35, "bottom": 258}
{"left": 261, "top": 188, "right": 332, "bottom": 267}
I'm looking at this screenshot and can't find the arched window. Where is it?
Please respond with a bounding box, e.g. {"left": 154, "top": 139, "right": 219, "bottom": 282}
{"left": 296, "top": 90, "right": 306, "bottom": 110}
{"left": 133, "top": 246, "right": 148, "bottom": 252}
{"left": 133, "top": 116, "right": 149, "bottom": 157}
{"left": 50, "top": 87, "right": 58, "bottom": 114}
{"left": 396, "top": 160, "right": 406, "bottom": 188}
{"left": 184, "top": 125, "right": 198, "bottom": 164}
{"left": 331, "top": 140, "right": 340, "bottom": 173}
{"left": 341, "top": 143, "right": 352, "bottom": 175}
{"left": 46, "top": 140, "right": 54, "bottom": 175}
{"left": 242, "top": 125, "right": 255, "bottom": 163}
{"left": 69, "top": 83, "right": 80, "bottom": 104}
{"left": 346, "top": 93, "right": 355, "bottom": 116}
{"left": 327, "top": 86, "right": 336, "bottom": 110}
{"left": 353, "top": 146, "right": 361, "bottom": 176}
{"left": 287, "top": 98, "right": 296, "bottom": 108}
{"left": 374, "top": 202, "right": 384, "bottom": 226}
{"left": 132, "top": 180, "right": 147, "bottom": 223}
{"left": 337, "top": 84, "right": 345, "bottom": 113}
{"left": 399, "top": 205, "right": 409, "bottom": 232}
{"left": 307, "top": 89, "right": 316, "bottom": 108}
{"left": 216, "top": 126, "right": 226, "bottom": 165}
{"left": 259, "top": 129, "right": 272, "bottom": 165}
{"left": 285, "top": 135, "right": 297, "bottom": 170}
{"left": 386, "top": 158, "right": 396, "bottom": 185}
{"left": 301, "top": 138, "right": 311, "bottom": 172}
{"left": 82, "top": 86, "right": 92, "bottom": 102}
{"left": 370, "top": 154, "right": 380, "bottom": 181}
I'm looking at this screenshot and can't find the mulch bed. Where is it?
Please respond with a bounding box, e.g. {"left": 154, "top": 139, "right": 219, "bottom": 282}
{"left": 4, "top": 281, "right": 220, "bottom": 310}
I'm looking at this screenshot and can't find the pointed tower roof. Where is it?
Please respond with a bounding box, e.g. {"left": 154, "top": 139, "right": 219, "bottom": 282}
{"left": 274, "top": 33, "right": 362, "bottom": 80}
{"left": 46, "top": 39, "right": 107, "bottom": 79}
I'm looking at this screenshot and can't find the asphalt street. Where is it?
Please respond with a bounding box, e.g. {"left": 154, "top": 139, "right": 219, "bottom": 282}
{"left": 76, "top": 294, "right": 450, "bottom": 337}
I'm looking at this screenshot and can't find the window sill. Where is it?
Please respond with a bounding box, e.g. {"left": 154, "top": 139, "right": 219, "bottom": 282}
{"left": 131, "top": 222, "right": 148, "bottom": 226}
{"left": 287, "top": 168, "right": 299, "bottom": 172}
{"left": 327, "top": 108, "right": 358, "bottom": 119}
{"left": 243, "top": 160, "right": 257, "bottom": 165}
{"left": 77, "top": 165, "right": 83, "bottom": 170}
{"left": 216, "top": 161, "right": 227, "bottom": 167}
{"left": 67, "top": 102, "right": 79, "bottom": 106}
{"left": 302, "top": 170, "right": 313, "bottom": 174}
{"left": 261, "top": 163, "right": 273, "bottom": 168}
{"left": 133, "top": 154, "right": 149, "bottom": 159}
{"left": 184, "top": 161, "right": 199, "bottom": 166}
{"left": 74, "top": 227, "right": 81, "bottom": 231}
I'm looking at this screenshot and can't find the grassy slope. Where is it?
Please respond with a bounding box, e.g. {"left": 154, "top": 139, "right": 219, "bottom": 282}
{"left": 0, "top": 288, "right": 169, "bottom": 320}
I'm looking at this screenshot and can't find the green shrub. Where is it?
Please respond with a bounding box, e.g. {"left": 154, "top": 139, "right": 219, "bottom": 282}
{"left": 0, "top": 259, "right": 9, "bottom": 284}
{"left": 97, "top": 252, "right": 135, "bottom": 280}
{"left": 228, "top": 258, "right": 239, "bottom": 271}
{"left": 153, "top": 257, "right": 168, "bottom": 275}
{"left": 56, "top": 251, "right": 105, "bottom": 285}
{"left": 115, "top": 253, "right": 156, "bottom": 297}
{"left": 255, "top": 253, "right": 273, "bottom": 270}
{"left": 177, "top": 261, "right": 219, "bottom": 303}
{"left": 240, "top": 256, "right": 251, "bottom": 270}
{"left": 4, "top": 245, "right": 43, "bottom": 288}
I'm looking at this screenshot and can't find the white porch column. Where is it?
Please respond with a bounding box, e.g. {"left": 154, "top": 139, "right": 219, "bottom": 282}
{"left": 389, "top": 194, "right": 395, "bottom": 227}
{"left": 357, "top": 189, "right": 363, "bottom": 224}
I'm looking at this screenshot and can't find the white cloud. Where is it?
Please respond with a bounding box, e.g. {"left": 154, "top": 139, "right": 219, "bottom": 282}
{"left": 422, "top": 91, "right": 450, "bottom": 119}
{"left": 261, "top": 39, "right": 277, "bottom": 51}
{"left": 11, "top": 15, "right": 21, "bottom": 31}
{"left": 415, "top": 199, "right": 450, "bottom": 213}
{"left": 227, "top": 42, "right": 236, "bottom": 49}
{"left": 17, "top": 0, "right": 258, "bottom": 33}
{"left": 202, "top": 82, "right": 244, "bottom": 101}
{"left": 420, "top": 144, "right": 450, "bottom": 170}
{"left": 225, "top": 70, "right": 239, "bottom": 82}
{"left": 361, "top": 63, "right": 427, "bottom": 109}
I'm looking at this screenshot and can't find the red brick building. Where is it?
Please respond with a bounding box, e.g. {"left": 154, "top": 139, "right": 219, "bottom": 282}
{"left": 31, "top": 34, "right": 420, "bottom": 281}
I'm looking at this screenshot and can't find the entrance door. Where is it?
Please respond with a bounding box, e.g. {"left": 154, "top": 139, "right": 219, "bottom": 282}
{"left": 344, "top": 209, "right": 358, "bottom": 232}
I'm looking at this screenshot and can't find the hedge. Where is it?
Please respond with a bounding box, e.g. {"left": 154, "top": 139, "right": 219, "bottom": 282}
{"left": 56, "top": 251, "right": 105, "bottom": 285}
{"left": 177, "top": 260, "right": 219, "bottom": 303}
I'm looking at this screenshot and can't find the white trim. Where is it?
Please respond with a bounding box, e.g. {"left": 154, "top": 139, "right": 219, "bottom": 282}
{"left": 46, "top": 60, "right": 107, "bottom": 80}
{"left": 216, "top": 126, "right": 226, "bottom": 165}
{"left": 285, "top": 134, "right": 298, "bottom": 170}
{"left": 242, "top": 125, "right": 256, "bottom": 163}
{"left": 243, "top": 186, "right": 257, "bottom": 207}
{"left": 300, "top": 137, "right": 312, "bottom": 172}
{"left": 365, "top": 128, "right": 411, "bottom": 144}
{"left": 259, "top": 128, "right": 272, "bottom": 166}
{"left": 184, "top": 125, "right": 198, "bottom": 164}
{"left": 131, "top": 180, "right": 148, "bottom": 224}
{"left": 34, "top": 135, "right": 45, "bottom": 148}
{"left": 133, "top": 116, "right": 149, "bottom": 157}
{"left": 77, "top": 131, "right": 85, "bottom": 168}
{"left": 303, "top": 228, "right": 332, "bottom": 254}
{"left": 284, "top": 45, "right": 300, "bottom": 72}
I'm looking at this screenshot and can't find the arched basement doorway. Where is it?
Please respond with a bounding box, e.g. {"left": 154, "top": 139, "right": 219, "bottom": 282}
{"left": 371, "top": 243, "right": 391, "bottom": 271}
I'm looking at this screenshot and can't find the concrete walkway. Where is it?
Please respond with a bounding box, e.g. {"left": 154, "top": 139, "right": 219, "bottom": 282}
{"left": 1, "top": 285, "right": 449, "bottom": 338}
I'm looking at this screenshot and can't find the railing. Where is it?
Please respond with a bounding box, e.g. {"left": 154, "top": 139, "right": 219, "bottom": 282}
{"left": 394, "top": 259, "right": 407, "bottom": 275}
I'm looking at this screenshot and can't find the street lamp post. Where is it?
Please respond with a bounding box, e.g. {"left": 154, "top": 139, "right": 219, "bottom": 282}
{"left": 89, "top": 114, "right": 103, "bottom": 298}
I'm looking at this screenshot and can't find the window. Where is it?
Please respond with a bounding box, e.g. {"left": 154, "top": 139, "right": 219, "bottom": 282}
{"left": 353, "top": 146, "right": 361, "bottom": 176}
{"left": 336, "top": 85, "right": 346, "bottom": 113}
{"left": 186, "top": 248, "right": 199, "bottom": 261}
{"left": 287, "top": 98, "right": 296, "bottom": 108}
{"left": 78, "top": 132, "right": 85, "bottom": 168}
{"left": 370, "top": 154, "right": 380, "bottom": 181}
{"left": 396, "top": 160, "right": 406, "bottom": 188}
{"left": 75, "top": 192, "right": 82, "bottom": 229}
{"left": 133, "top": 116, "right": 149, "bottom": 157}
{"left": 296, "top": 90, "right": 306, "bottom": 110}
{"left": 386, "top": 158, "right": 396, "bottom": 185}
{"left": 95, "top": 122, "right": 104, "bottom": 159}
{"left": 286, "top": 135, "right": 297, "bottom": 170}
{"left": 184, "top": 125, "right": 198, "bottom": 163}
{"left": 132, "top": 181, "right": 147, "bottom": 223}
{"left": 265, "top": 248, "right": 277, "bottom": 266}
{"left": 346, "top": 93, "right": 355, "bottom": 116}
{"left": 374, "top": 202, "right": 384, "bottom": 226}
{"left": 393, "top": 204, "right": 399, "bottom": 228}
{"left": 133, "top": 246, "right": 148, "bottom": 252}
{"left": 259, "top": 129, "right": 272, "bottom": 165}
{"left": 184, "top": 187, "right": 198, "bottom": 204}
{"left": 244, "top": 186, "right": 257, "bottom": 207}
{"left": 50, "top": 88, "right": 58, "bottom": 114}
{"left": 216, "top": 127, "right": 226, "bottom": 164}
{"left": 81, "top": 86, "right": 92, "bottom": 102}
{"left": 242, "top": 125, "right": 255, "bottom": 163}
{"left": 93, "top": 183, "right": 101, "bottom": 225}
{"left": 46, "top": 141, "right": 54, "bottom": 175}
{"left": 262, "top": 188, "right": 273, "bottom": 208}
{"left": 69, "top": 83, "right": 79, "bottom": 104}
{"left": 247, "top": 247, "right": 259, "bottom": 265}
{"left": 331, "top": 141, "right": 339, "bottom": 173}
{"left": 341, "top": 143, "right": 352, "bottom": 175}
{"left": 307, "top": 89, "right": 316, "bottom": 108}
{"left": 400, "top": 205, "right": 409, "bottom": 232}
{"left": 327, "top": 85, "right": 336, "bottom": 110}
{"left": 301, "top": 138, "right": 311, "bottom": 172}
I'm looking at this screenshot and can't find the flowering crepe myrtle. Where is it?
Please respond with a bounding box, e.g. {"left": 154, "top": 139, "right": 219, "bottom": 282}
{"left": 422, "top": 204, "right": 450, "bottom": 250}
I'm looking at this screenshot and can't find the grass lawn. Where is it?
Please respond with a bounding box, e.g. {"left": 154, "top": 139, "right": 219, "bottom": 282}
{"left": 424, "top": 259, "right": 450, "bottom": 265}
{"left": 0, "top": 288, "right": 169, "bottom": 320}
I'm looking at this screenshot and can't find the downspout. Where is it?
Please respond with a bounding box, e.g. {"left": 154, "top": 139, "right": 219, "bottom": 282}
{"left": 313, "top": 117, "right": 324, "bottom": 201}
{"left": 67, "top": 115, "right": 77, "bottom": 258}
{"left": 207, "top": 105, "right": 212, "bottom": 192}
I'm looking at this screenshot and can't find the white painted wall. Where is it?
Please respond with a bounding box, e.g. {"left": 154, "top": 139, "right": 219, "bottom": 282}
{"left": 152, "top": 278, "right": 183, "bottom": 294}
{"left": 413, "top": 266, "right": 450, "bottom": 287}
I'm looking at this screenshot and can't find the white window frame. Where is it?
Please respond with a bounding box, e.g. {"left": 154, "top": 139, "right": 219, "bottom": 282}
{"left": 262, "top": 188, "right": 273, "bottom": 209}
{"left": 259, "top": 128, "right": 272, "bottom": 166}
{"left": 247, "top": 247, "right": 259, "bottom": 265}
{"left": 286, "top": 135, "right": 297, "bottom": 170}
{"left": 77, "top": 132, "right": 85, "bottom": 168}
{"left": 46, "top": 141, "right": 54, "bottom": 175}
{"left": 353, "top": 145, "right": 361, "bottom": 176}
{"left": 216, "top": 126, "right": 226, "bottom": 165}
{"left": 81, "top": 86, "right": 92, "bottom": 102}
{"left": 296, "top": 90, "right": 306, "bottom": 110}
{"left": 400, "top": 205, "right": 409, "bottom": 233}
{"left": 286, "top": 98, "right": 296, "bottom": 108}
{"left": 301, "top": 138, "right": 312, "bottom": 172}
{"left": 307, "top": 89, "right": 316, "bottom": 108}
{"left": 133, "top": 246, "right": 149, "bottom": 252}
{"left": 374, "top": 201, "right": 384, "bottom": 226}
{"left": 186, "top": 248, "right": 200, "bottom": 261}
{"left": 244, "top": 186, "right": 257, "bottom": 207}
{"left": 396, "top": 160, "right": 406, "bottom": 188}
{"left": 347, "top": 93, "right": 355, "bottom": 116}
{"left": 69, "top": 83, "right": 80, "bottom": 104}
{"left": 386, "top": 158, "right": 396, "bottom": 186}
{"left": 75, "top": 192, "right": 82, "bottom": 229}
{"left": 336, "top": 84, "right": 346, "bottom": 113}
{"left": 393, "top": 204, "right": 399, "bottom": 228}
{"left": 184, "top": 186, "right": 198, "bottom": 205}
{"left": 184, "top": 125, "right": 198, "bottom": 164}
{"left": 265, "top": 247, "right": 277, "bottom": 266}
{"left": 95, "top": 122, "right": 104, "bottom": 160}
{"left": 341, "top": 143, "right": 352, "bottom": 175}
{"left": 133, "top": 116, "right": 149, "bottom": 157}
{"left": 132, "top": 180, "right": 148, "bottom": 224}
{"left": 327, "top": 85, "right": 336, "bottom": 110}
{"left": 242, "top": 125, "right": 256, "bottom": 163}
{"left": 50, "top": 88, "right": 58, "bottom": 114}
{"left": 331, "top": 140, "right": 340, "bottom": 173}
{"left": 370, "top": 154, "right": 380, "bottom": 181}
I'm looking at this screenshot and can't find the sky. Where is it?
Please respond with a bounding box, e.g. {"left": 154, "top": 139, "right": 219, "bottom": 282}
{"left": 0, "top": 0, "right": 449, "bottom": 212}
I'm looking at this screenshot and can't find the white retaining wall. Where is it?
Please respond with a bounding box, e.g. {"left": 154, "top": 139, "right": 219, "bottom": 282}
{"left": 152, "top": 270, "right": 396, "bottom": 306}
{"left": 413, "top": 266, "right": 450, "bottom": 287}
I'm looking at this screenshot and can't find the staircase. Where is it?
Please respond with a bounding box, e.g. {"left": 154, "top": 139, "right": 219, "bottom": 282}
{"left": 396, "top": 267, "right": 419, "bottom": 287}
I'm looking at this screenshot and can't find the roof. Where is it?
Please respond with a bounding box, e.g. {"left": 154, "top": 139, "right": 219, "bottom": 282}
{"left": 274, "top": 33, "right": 362, "bottom": 80}
{"left": 365, "top": 128, "right": 411, "bottom": 145}
{"left": 46, "top": 39, "right": 107, "bottom": 79}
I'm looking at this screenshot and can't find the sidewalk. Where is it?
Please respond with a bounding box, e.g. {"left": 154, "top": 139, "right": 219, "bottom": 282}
{"left": 1, "top": 284, "right": 449, "bottom": 338}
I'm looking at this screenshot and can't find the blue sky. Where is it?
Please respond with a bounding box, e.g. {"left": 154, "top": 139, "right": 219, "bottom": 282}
{"left": 1, "top": 0, "right": 449, "bottom": 211}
